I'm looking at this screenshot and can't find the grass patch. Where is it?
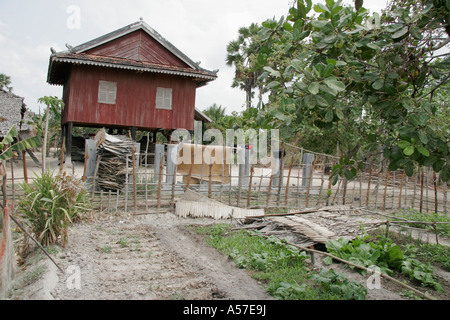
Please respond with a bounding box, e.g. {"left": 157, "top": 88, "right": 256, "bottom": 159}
{"left": 100, "top": 245, "right": 112, "bottom": 253}
{"left": 412, "top": 243, "right": 450, "bottom": 272}
{"left": 382, "top": 210, "right": 450, "bottom": 272}
{"left": 194, "top": 224, "right": 367, "bottom": 300}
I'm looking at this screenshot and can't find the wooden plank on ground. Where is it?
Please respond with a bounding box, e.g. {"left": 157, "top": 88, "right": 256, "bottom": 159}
{"left": 269, "top": 216, "right": 336, "bottom": 244}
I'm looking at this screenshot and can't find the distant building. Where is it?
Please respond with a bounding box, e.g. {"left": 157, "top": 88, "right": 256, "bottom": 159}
{"left": 0, "top": 88, "right": 34, "bottom": 139}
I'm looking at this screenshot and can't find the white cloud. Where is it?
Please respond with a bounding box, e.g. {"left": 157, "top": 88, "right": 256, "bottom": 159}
{"left": 0, "top": 30, "right": 62, "bottom": 111}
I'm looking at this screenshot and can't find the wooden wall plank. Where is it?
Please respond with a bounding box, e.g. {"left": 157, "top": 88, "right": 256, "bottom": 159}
{"left": 64, "top": 65, "right": 196, "bottom": 131}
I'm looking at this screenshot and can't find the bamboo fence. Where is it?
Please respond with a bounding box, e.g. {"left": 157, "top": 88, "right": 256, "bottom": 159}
{"left": 1, "top": 147, "right": 449, "bottom": 215}
{"left": 82, "top": 149, "right": 449, "bottom": 215}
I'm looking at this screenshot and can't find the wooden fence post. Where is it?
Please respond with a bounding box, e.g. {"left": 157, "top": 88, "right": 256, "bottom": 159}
{"left": 383, "top": 170, "right": 390, "bottom": 211}
{"left": 420, "top": 169, "right": 424, "bottom": 213}
{"left": 266, "top": 173, "right": 274, "bottom": 210}
{"left": 0, "top": 202, "right": 14, "bottom": 298}
{"left": 59, "top": 139, "right": 66, "bottom": 174}
{"left": 247, "top": 165, "right": 254, "bottom": 208}
{"left": 305, "top": 158, "right": 316, "bottom": 208}
{"left": 208, "top": 164, "right": 213, "bottom": 199}
{"left": 285, "top": 158, "right": 295, "bottom": 206}
{"left": 366, "top": 167, "right": 372, "bottom": 208}
{"left": 22, "top": 150, "right": 28, "bottom": 185}
{"left": 433, "top": 172, "right": 438, "bottom": 213}
{"left": 398, "top": 171, "right": 405, "bottom": 209}
{"left": 276, "top": 140, "right": 285, "bottom": 205}
{"left": 342, "top": 178, "right": 348, "bottom": 205}
{"left": 132, "top": 146, "right": 137, "bottom": 213}
{"left": 171, "top": 163, "right": 177, "bottom": 210}
{"left": 157, "top": 153, "right": 164, "bottom": 209}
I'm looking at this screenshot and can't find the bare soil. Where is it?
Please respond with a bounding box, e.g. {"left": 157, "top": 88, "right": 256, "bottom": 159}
{"left": 12, "top": 211, "right": 273, "bottom": 300}
{"left": 7, "top": 210, "right": 450, "bottom": 301}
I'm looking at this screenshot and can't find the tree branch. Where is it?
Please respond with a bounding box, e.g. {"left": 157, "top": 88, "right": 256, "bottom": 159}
{"left": 418, "top": 74, "right": 450, "bottom": 101}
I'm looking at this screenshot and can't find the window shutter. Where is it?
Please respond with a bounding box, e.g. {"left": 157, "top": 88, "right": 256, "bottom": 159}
{"left": 98, "top": 81, "right": 117, "bottom": 104}
{"left": 156, "top": 87, "right": 172, "bottom": 110}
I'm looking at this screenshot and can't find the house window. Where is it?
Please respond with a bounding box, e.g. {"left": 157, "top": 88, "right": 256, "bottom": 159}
{"left": 98, "top": 80, "right": 117, "bottom": 104}
{"left": 156, "top": 87, "right": 172, "bottom": 110}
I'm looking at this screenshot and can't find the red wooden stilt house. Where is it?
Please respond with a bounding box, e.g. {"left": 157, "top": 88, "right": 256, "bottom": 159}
{"left": 46, "top": 19, "right": 217, "bottom": 157}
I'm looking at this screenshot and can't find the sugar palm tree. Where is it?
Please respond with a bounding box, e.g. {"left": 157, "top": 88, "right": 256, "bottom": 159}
{"left": 226, "top": 23, "right": 262, "bottom": 110}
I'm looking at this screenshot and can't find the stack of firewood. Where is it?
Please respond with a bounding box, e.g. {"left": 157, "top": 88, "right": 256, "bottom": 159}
{"left": 94, "top": 128, "right": 135, "bottom": 191}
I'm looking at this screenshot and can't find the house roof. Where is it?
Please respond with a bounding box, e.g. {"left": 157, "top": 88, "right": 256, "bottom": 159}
{"left": 47, "top": 20, "right": 218, "bottom": 87}
{"left": 0, "top": 89, "right": 33, "bottom": 137}
{"left": 194, "top": 108, "right": 213, "bottom": 123}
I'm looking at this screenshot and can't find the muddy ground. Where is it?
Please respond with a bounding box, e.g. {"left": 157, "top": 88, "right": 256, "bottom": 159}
{"left": 7, "top": 210, "right": 450, "bottom": 301}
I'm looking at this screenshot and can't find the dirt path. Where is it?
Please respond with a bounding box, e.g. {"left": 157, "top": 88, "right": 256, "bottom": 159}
{"left": 10, "top": 210, "right": 449, "bottom": 301}
{"left": 19, "top": 212, "right": 272, "bottom": 300}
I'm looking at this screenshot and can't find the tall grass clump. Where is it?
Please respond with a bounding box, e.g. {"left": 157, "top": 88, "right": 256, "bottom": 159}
{"left": 18, "top": 171, "right": 91, "bottom": 247}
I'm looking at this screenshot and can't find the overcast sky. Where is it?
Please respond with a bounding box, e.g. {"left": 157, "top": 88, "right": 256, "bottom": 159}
{"left": 0, "top": 0, "right": 387, "bottom": 115}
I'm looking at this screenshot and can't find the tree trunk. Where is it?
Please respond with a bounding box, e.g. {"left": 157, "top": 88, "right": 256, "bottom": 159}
{"left": 42, "top": 107, "right": 50, "bottom": 174}
{"left": 246, "top": 87, "right": 252, "bottom": 110}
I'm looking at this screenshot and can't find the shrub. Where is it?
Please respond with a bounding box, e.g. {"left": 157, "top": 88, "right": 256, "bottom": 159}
{"left": 18, "top": 171, "right": 90, "bottom": 247}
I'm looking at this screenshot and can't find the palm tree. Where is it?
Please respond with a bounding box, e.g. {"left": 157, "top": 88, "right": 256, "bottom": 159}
{"left": 0, "top": 73, "right": 13, "bottom": 92}
{"left": 226, "top": 23, "right": 263, "bottom": 110}
{"left": 203, "top": 104, "right": 226, "bottom": 123}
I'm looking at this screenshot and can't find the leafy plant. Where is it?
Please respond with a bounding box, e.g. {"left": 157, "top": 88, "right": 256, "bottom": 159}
{"left": 312, "top": 268, "right": 367, "bottom": 300}
{"left": 414, "top": 243, "right": 450, "bottom": 272}
{"left": 116, "top": 237, "right": 128, "bottom": 248}
{"left": 267, "top": 281, "right": 307, "bottom": 300}
{"left": 226, "top": 233, "right": 308, "bottom": 271}
{"left": 325, "top": 234, "right": 443, "bottom": 291}
{"left": 18, "top": 171, "right": 90, "bottom": 247}
{"left": 196, "top": 224, "right": 365, "bottom": 300}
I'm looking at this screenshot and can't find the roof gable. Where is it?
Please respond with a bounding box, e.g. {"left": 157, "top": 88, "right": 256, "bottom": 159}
{"left": 84, "top": 29, "right": 190, "bottom": 68}
{"left": 71, "top": 20, "right": 198, "bottom": 69}
{"left": 47, "top": 20, "right": 218, "bottom": 86}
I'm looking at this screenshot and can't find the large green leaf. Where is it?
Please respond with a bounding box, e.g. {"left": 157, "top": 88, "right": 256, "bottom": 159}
{"left": 324, "top": 77, "right": 346, "bottom": 92}
{"left": 416, "top": 145, "right": 430, "bottom": 157}
{"left": 0, "top": 134, "right": 42, "bottom": 162}
{"left": 372, "top": 79, "right": 384, "bottom": 90}
{"left": 388, "top": 245, "right": 404, "bottom": 269}
{"left": 314, "top": 3, "right": 329, "bottom": 13}
{"left": 325, "top": 109, "right": 334, "bottom": 122}
{"left": 0, "top": 125, "right": 18, "bottom": 147}
{"left": 403, "top": 145, "right": 415, "bottom": 156}
{"left": 398, "top": 140, "right": 411, "bottom": 150}
{"left": 308, "top": 82, "right": 320, "bottom": 95}
{"left": 290, "top": 59, "right": 304, "bottom": 71}
{"left": 263, "top": 66, "right": 281, "bottom": 77}
{"left": 433, "top": 58, "right": 450, "bottom": 69}
{"left": 391, "top": 26, "right": 409, "bottom": 39}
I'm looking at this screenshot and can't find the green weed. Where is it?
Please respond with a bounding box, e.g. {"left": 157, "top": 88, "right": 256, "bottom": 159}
{"left": 195, "top": 224, "right": 367, "bottom": 300}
